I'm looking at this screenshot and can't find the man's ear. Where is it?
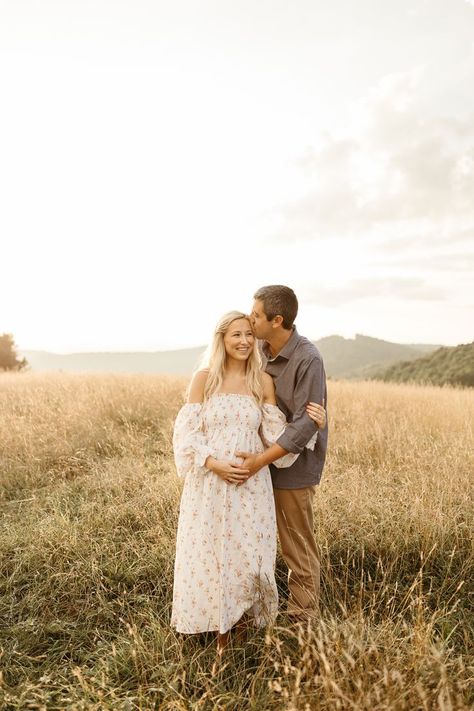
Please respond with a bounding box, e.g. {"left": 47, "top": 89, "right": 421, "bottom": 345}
{"left": 272, "top": 315, "right": 284, "bottom": 328}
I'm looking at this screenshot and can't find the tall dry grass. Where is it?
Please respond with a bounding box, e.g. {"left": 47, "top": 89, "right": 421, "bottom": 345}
{"left": 0, "top": 372, "right": 472, "bottom": 710}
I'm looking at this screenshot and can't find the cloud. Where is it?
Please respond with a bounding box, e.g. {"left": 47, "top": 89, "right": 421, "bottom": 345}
{"left": 372, "top": 226, "right": 474, "bottom": 252}
{"left": 278, "top": 66, "right": 474, "bottom": 247}
{"left": 300, "top": 277, "right": 447, "bottom": 308}
{"left": 371, "top": 249, "right": 474, "bottom": 272}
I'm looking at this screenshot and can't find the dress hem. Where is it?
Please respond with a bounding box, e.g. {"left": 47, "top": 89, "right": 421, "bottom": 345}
{"left": 171, "top": 602, "right": 278, "bottom": 635}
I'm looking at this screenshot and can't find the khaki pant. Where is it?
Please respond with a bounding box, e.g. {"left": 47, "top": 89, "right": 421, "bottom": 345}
{"left": 273, "top": 486, "right": 320, "bottom": 618}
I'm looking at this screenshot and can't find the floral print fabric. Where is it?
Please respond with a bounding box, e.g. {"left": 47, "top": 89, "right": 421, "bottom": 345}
{"left": 171, "top": 393, "right": 291, "bottom": 634}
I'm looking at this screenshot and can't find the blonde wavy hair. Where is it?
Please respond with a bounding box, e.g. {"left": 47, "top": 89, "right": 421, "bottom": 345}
{"left": 196, "top": 311, "right": 264, "bottom": 404}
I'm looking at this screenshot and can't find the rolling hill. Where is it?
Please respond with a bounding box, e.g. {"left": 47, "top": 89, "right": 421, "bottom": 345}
{"left": 375, "top": 342, "right": 474, "bottom": 387}
{"left": 20, "top": 347, "right": 206, "bottom": 376}
{"left": 315, "top": 334, "right": 439, "bottom": 379}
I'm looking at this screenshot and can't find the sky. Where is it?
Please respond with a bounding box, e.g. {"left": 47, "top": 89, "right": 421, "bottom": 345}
{"left": 1, "top": 0, "right": 473, "bottom": 352}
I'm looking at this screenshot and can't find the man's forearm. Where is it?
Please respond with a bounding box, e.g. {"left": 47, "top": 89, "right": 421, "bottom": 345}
{"left": 256, "top": 443, "right": 289, "bottom": 468}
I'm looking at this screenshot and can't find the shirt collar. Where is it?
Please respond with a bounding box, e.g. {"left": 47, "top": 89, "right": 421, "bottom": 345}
{"left": 262, "top": 327, "right": 300, "bottom": 362}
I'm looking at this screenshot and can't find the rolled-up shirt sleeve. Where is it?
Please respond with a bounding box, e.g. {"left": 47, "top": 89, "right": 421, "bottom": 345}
{"left": 276, "top": 356, "right": 325, "bottom": 454}
{"left": 260, "top": 403, "right": 300, "bottom": 468}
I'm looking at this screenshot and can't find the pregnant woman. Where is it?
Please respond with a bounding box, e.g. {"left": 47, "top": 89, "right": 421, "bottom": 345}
{"left": 171, "top": 311, "right": 325, "bottom": 654}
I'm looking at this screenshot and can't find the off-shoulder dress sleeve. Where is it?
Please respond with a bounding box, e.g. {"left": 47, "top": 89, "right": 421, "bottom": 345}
{"left": 172, "top": 403, "right": 214, "bottom": 479}
{"left": 260, "top": 403, "right": 318, "bottom": 469}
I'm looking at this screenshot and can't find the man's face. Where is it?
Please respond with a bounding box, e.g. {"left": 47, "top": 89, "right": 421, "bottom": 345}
{"left": 250, "top": 299, "right": 273, "bottom": 340}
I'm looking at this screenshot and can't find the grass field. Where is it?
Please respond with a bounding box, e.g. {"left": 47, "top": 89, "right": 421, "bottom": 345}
{"left": 0, "top": 372, "right": 473, "bottom": 710}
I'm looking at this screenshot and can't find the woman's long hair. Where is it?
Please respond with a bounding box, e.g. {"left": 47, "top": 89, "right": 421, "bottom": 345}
{"left": 196, "top": 311, "right": 263, "bottom": 404}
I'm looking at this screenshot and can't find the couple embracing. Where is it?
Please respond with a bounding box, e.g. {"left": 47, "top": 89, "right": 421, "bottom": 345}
{"left": 171, "top": 285, "right": 328, "bottom": 654}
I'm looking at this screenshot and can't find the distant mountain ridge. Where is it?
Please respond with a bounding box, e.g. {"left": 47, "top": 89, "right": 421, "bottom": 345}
{"left": 375, "top": 342, "right": 474, "bottom": 388}
{"left": 21, "top": 334, "right": 442, "bottom": 380}
{"left": 20, "top": 346, "right": 206, "bottom": 376}
{"left": 316, "top": 334, "right": 440, "bottom": 379}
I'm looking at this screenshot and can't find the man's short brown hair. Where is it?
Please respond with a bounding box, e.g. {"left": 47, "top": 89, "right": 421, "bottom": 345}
{"left": 254, "top": 285, "right": 298, "bottom": 330}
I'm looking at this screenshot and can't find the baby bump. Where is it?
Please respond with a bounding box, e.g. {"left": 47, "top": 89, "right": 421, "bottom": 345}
{"left": 207, "top": 429, "right": 264, "bottom": 461}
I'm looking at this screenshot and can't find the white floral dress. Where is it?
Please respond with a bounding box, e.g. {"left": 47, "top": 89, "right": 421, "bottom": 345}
{"left": 171, "top": 393, "right": 301, "bottom": 634}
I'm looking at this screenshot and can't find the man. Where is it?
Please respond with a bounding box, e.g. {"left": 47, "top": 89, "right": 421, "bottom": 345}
{"left": 237, "top": 285, "right": 328, "bottom": 620}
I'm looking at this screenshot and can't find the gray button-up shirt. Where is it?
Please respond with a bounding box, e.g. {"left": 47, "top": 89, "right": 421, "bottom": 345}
{"left": 261, "top": 328, "right": 328, "bottom": 489}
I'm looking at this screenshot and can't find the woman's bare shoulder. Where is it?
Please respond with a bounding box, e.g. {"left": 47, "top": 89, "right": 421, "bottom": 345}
{"left": 187, "top": 369, "right": 209, "bottom": 403}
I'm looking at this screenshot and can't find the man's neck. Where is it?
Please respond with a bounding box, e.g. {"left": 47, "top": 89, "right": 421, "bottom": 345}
{"left": 266, "top": 327, "right": 294, "bottom": 358}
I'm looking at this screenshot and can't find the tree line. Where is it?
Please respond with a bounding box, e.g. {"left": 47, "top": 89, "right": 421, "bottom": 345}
{"left": 0, "top": 334, "right": 28, "bottom": 371}
{"left": 375, "top": 342, "right": 474, "bottom": 388}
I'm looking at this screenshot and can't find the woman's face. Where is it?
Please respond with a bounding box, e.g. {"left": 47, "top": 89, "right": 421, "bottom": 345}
{"left": 223, "top": 318, "right": 255, "bottom": 361}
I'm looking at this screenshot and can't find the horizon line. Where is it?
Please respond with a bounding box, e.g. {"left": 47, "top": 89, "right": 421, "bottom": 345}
{"left": 17, "top": 332, "right": 450, "bottom": 356}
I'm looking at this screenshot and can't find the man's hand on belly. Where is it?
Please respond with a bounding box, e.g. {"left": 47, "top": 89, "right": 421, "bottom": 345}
{"left": 236, "top": 442, "right": 289, "bottom": 480}
{"left": 234, "top": 452, "right": 263, "bottom": 482}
